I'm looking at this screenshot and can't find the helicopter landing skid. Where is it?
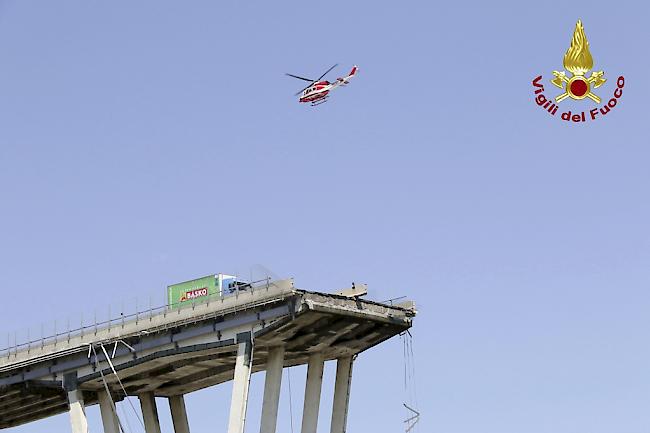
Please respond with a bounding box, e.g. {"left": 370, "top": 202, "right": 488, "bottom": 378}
{"left": 311, "top": 97, "right": 329, "bottom": 106}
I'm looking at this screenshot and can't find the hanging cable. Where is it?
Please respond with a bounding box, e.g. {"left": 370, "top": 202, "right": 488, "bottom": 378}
{"left": 286, "top": 366, "right": 295, "bottom": 433}
{"left": 403, "top": 333, "right": 409, "bottom": 397}
{"left": 99, "top": 343, "right": 146, "bottom": 430}
{"left": 90, "top": 344, "right": 128, "bottom": 433}
{"left": 119, "top": 402, "right": 134, "bottom": 433}
{"left": 117, "top": 393, "right": 134, "bottom": 433}
{"left": 402, "top": 331, "right": 420, "bottom": 432}
{"left": 404, "top": 404, "right": 420, "bottom": 433}
{"left": 407, "top": 331, "right": 419, "bottom": 410}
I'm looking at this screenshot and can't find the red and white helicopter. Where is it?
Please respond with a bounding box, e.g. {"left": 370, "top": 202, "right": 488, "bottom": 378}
{"left": 286, "top": 64, "right": 358, "bottom": 106}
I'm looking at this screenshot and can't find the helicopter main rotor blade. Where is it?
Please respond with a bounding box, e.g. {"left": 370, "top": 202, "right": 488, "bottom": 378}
{"left": 290, "top": 64, "right": 338, "bottom": 97}
{"left": 316, "top": 63, "right": 338, "bottom": 81}
{"left": 285, "top": 73, "right": 315, "bottom": 82}
{"left": 295, "top": 84, "right": 312, "bottom": 96}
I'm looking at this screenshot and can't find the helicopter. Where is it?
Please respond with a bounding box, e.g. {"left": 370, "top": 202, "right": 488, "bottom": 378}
{"left": 286, "top": 64, "right": 358, "bottom": 106}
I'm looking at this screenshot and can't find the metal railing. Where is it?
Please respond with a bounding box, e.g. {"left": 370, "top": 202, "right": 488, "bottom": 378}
{"left": 1, "top": 277, "right": 278, "bottom": 360}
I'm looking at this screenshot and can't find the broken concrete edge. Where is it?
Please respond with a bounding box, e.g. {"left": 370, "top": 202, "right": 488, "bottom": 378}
{"left": 295, "top": 288, "right": 417, "bottom": 317}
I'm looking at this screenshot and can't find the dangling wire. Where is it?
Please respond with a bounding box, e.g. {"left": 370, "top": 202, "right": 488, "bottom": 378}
{"left": 87, "top": 343, "right": 144, "bottom": 432}
{"left": 286, "top": 366, "right": 295, "bottom": 433}
{"left": 404, "top": 404, "right": 420, "bottom": 433}
{"left": 90, "top": 344, "right": 128, "bottom": 433}
{"left": 401, "top": 331, "right": 420, "bottom": 432}
{"left": 119, "top": 402, "right": 134, "bottom": 433}
{"left": 98, "top": 343, "right": 146, "bottom": 431}
{"left": 407, "top": 331, "right": 419, "bottom": 409}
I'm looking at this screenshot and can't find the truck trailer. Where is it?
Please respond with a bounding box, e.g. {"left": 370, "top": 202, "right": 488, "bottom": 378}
{"left": 167, "top": 273, "right": 248, "bottom": 308}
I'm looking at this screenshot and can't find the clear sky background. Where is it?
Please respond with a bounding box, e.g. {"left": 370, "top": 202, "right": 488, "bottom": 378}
{"left": 1, "top": 1, "right": 649, "bottom": 433}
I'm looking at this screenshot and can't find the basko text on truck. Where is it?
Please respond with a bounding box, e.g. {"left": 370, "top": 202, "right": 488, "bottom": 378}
{"left": 167, "top": 273, "right": 246, "bottom": 309}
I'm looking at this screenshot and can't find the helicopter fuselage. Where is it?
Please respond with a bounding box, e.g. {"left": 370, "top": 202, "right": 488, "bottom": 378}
{"left": 287, "top": 65, "right": 358, "bottom": 106}
{"left": 299, "top": 81, "right": 332, "bottom": 103}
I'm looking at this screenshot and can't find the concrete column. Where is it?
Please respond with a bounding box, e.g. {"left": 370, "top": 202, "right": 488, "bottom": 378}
{"left": 259, "top": 346, "right": 285, "bottom": 433}
{"left": 300, "top": 353, "right": 325, "bottom": 433}
{"left": 139, "top": 392, "right": 162, "bottom": 433}
{"left": 330, "top": 356, "right": 354, "bottom": 433}
{"left": 169, "top": 395, "right": 191, "bottom": 433}
{"left": 67, "top": 389, "right": 89, "bottom": 433}
{"left": 227, "top": 333, "right": 254, "bottom": 433}
{"left": 98, "top": 390, "right": 120, "bottom": 433}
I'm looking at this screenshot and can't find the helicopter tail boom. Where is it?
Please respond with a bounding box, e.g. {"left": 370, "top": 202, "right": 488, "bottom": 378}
{"left": 333, "top": 65, "right": 359, "bottom": 88}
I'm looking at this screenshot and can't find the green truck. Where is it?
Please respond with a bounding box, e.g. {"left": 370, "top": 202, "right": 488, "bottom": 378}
{"left": 167, "top": 273, "right": 241, "bottom": 309}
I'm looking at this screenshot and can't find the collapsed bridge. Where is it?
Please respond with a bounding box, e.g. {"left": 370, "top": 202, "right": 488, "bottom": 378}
{"left": 0, "top": 279, "right": 416, "bottom": 433}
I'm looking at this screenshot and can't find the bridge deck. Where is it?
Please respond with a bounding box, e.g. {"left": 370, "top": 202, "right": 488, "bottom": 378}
{"left": 0, "top": 281, "right": 415, "bottom": 429}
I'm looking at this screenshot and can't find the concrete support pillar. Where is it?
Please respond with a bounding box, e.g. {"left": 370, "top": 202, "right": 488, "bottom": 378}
{"left": 330, "top": 356, "right": 354, "bottom": 433}
{"left": 227, "top": 333, "right": 254, "bottom": 433}
{"left": 98, "top": 390, "right": 121, "bottom": 433}
{"left": 169, "top": 395, "right": 191, "bottom": 433}
{"left": 139, "top": 392, "right": 162, "bottom": 433}
{"left": 259, "top": 346, "right": 285, "bottom": 433}
{"left": 300, "top": 353, "right": 325, "bottom": 433}
{"left": 67, "top": 389, "right": 89, "bottom": 433}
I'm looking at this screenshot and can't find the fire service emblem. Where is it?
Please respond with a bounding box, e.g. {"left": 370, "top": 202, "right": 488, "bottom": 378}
{"left": 532, "top": 20, "right": 625, "bottom": 123}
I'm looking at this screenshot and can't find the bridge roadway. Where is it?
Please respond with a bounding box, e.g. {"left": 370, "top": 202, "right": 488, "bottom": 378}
{"left": 0, "top": 279, "right": 416, "bottom": 433}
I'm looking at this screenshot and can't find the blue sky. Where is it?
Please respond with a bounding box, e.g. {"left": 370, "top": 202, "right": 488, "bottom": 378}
{"left": 1, "top": 1, "right": 649, "bottom": 433}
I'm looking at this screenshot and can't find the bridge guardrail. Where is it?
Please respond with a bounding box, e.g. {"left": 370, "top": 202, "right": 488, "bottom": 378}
{"left": 1, "top": 277, "right": 278, "bottom": 360}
